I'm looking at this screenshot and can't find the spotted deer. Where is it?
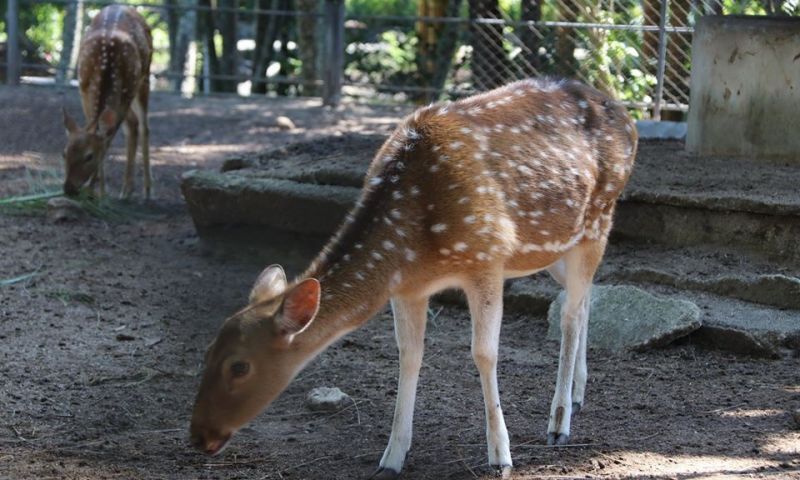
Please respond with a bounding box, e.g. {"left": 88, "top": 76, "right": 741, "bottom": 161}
{"left": 62, "top": 5, "right": 152, "bottom": 199}
{"left": 190, "top": 78, "right": 637, "bottom": 477}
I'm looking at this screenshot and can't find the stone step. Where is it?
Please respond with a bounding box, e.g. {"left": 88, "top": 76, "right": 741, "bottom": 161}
{"left": 615, "top": 141, "right": 800, "bottom": 259}
{"left": 183, "top": 136, "right": 800, "bottom": 259}
{"left": 599, "top": 242, "right": 800, "bottom": 310}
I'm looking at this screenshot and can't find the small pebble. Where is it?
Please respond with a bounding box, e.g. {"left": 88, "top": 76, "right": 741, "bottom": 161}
{"left": 275, "top": 116, "right": 296, "bottom": 130}
{"left": 305, "top": 386, "right": 350, "bottom": 412}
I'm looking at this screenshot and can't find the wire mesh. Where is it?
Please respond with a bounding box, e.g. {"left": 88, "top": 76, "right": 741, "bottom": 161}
{"left": 2, "top": 0, "right": 798, "bottom": 114}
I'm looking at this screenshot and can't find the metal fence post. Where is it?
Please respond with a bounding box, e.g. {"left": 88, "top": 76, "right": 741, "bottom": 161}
{"left": 322, "top": 0, "right": 344, "bottom": 106}
{"left": 652, "top": 0, "right": 669, "bottom": 121}
{"left": 6, "top": 0, "right": 21, "bottom": 86}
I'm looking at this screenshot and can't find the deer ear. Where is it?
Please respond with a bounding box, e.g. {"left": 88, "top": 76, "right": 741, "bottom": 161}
{"left": 63, "top": 107, "right": 79, "bottom": 135}
{"left": 277, "top": 278, "right": 320, "bottom": 336}
{"left": 249, "top": 264, "right": 287, "bottom": 304}
{"left": 97, "top": 108, "right": 118, "bottom": 137}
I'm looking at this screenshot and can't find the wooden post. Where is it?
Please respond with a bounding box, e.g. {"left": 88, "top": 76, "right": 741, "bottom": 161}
{"left": 6, "top": 0, "right": 20, "bottom": 85}
{"left": 322, "top": 0, "right": 344, "bottom": 106}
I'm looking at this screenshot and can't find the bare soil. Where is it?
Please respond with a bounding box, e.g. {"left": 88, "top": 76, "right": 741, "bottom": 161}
{"left": 1, "top": 86, "right": 799, "bottom": 480}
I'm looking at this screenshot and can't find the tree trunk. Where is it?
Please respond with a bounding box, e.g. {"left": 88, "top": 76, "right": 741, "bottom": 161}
{"left": 416, "top": 0, "right": 448, "bottom": 100}
{"left": 555, "top": 0, "right": 578, "bottom": 78}
{"left": 468, "top": 0, "right": 507, "bottom": 90}
{"left": 198, "top": 0, "right": 222, "bottom": 91}
{"left": 166, "top": 0, "right": 179, "bottom": 63}
{"left": 296, "top": 0, "right": 319, "bottom": 96}
{"left": 218, "top": 0, "right": 239, "bottom": 92}
{"left": 519, "top": 0, "right": 541, "bottom": 75}
{"left": 427, "top": 0, "right": 464, "bottom": 101}
{"left": 276, "top": 15, "right": 292, "bottom": 96}
{"left": 56, "top": 0, "right": 83, "bottom": 85}
{"left": 252, "top": 0, "right": 282, "bottom": 95}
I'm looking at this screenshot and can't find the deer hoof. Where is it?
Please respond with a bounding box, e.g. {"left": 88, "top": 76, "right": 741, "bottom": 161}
{"left": 370, "top": 467, "right": 400, "bottom": 479}
{"left": 546, "top": 432, "right": 570, "bottom": 446}
{"left": 489, "top": 464, "right": 512, "bottom": 478}
{"left": 572, "top": 402, "right": 582, "bottom": 415}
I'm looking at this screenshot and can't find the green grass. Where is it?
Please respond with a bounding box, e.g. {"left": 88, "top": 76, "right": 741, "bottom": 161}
{"left": 0, "top": 190, "right": 161, "bottom": 221}
{"left": 45, "top": 289, "right": 96, "bottom": 306}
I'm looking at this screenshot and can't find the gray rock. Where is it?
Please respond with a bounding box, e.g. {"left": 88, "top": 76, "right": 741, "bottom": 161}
{"left": 306, "top": 387, "right": 350, "bottom": 412}
{"left": 547, "top": 285, "right": 701, "bottom": 352}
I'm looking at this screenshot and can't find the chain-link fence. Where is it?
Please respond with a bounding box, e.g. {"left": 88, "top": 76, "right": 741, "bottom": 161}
{"left": 2, "top": 0, "right": 799, "bottom": 116}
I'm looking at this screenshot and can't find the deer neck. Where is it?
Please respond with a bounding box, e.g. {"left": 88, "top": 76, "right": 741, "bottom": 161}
{"left": 289, "top": 201, "right": 413, "bottom": 358}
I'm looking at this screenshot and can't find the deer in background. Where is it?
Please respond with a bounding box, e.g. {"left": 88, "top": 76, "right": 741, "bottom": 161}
{"left": 190, "top": 78, "right": 638, "bottom": 478}
{"left": 62, "top": 5, "right": 152, "bottom": 199}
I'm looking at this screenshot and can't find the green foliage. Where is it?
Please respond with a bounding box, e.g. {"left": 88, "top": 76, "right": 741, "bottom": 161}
{"left": 346, "top": 0, "right": 417, "bottom": 17}
{"left": 23, "top": 3, "right": 64, "bottom": 60}
{"left": 345, "top": 29, "right": 418, "bottom": 88}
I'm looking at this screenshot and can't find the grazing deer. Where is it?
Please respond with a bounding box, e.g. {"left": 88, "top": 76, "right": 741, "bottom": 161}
{"left": 62, "top": 5, "right": 152, "bottom": 199}
{"left": 190, "top": 78, "right": 638, "bottom": 477}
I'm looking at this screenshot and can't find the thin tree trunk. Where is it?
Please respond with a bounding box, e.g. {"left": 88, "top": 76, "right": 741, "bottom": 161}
{"left": 296, "top": 0, "right": 319, "bottom": 96}
{"left": 555, "top": 0, "right": 578, "bottom": 78}
{"left": 276, "top": 16, "right": 292, "bottom": 96}
{"left": 166, "top": 0, "right": 179, "bottom": 62}
{"left": 218, "top": 0, "right": 239, "bottom": 92}
{"left": 198, "top": 0, "right": 222, "bottom": 91}
{"left": 416, "top": 0, "right": 448, "bottom": 101}
{"left": 56, "top": 0, "right": 83, "bottom": 85}
{"left": 252, "top": 0, "right": 282, "bottom": 95}
{"left": 519, "top": 0, "right": 542, "bottom": 75}
{"left": 427, "top": 0, "right": 464, "bottom": 102}
{"left": 468, "top": 0, "right": 508, "bottom": 90}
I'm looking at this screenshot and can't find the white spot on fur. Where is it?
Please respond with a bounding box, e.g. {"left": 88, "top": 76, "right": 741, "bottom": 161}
{"left": 431, "top": 223, "right": 447, "bottom": 233}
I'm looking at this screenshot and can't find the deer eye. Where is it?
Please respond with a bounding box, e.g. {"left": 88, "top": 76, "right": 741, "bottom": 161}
{"left": 84, "top": 153, "right": 94, "bottom": 163}
{"left": 230, "top": 361, "right": 250, "bottom": 378}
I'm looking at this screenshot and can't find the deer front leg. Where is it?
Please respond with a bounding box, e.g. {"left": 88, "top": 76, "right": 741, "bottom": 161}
{"left": 375, "top": 296, "right": 428, "bottom": 479}
{"left": 465, "top": 272, "right": 512, "bottom": 477}
{"left": 120, "top": 113, "right": 139, "bottom": 199}
{"left": 89, "top": 155, "right": 106, "bottom": 198}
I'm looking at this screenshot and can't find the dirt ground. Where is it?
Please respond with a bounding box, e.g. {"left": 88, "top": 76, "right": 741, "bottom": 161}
{"left": 1, "top": 86, "right": 799, "bottom": 480}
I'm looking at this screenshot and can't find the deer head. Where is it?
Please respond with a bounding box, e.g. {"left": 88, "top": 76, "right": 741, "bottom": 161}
{"left": 62, "top": 107, "right": 117, "bottom": 196}
{"left": 190, "top": 265, "right": 321, "bottom": 455}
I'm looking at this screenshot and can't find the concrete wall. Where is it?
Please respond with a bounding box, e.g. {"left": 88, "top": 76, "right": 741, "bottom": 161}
{"left": 686, "top": 16, "right": 800, "bottom": 160}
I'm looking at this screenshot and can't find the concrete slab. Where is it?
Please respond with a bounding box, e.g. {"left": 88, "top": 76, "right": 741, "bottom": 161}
{"left": 687, "top": 16, "right": 800, "bottom": 160}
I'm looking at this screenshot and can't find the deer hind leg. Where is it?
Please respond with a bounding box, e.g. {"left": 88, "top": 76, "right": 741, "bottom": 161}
{"left": 465, "top": 270, "right": 512, "bottom": 476}
{"left": 376, "top": 296, "right": 429, "bottom": 479}
{"left": 547, "top": 237, "right": 607, "bottom": 446}
{"left": 120, "top": 110, "right": 139, "bottom": 199}
{"left": 132, "top": 84, "right": 151, "bottom": 199}
{"left": 547, "top": 259, "right": 587, "bottom": 416}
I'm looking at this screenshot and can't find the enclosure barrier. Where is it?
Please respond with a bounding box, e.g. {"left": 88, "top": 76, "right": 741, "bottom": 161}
{"left": 2, "top": 0, "right": 798, "bottom": 116}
